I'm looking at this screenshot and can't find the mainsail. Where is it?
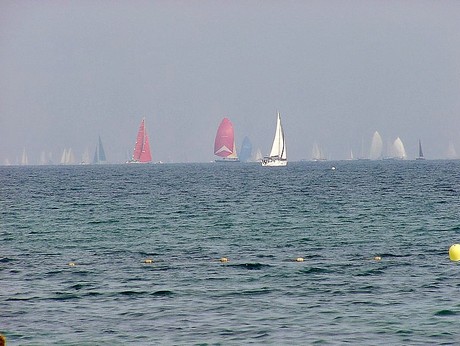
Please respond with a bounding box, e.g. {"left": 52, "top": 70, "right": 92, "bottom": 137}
{"left": 370, "top": 131, "right": 383, "bottom": 160}
{"left": 262, "top": 112, "right": 287, "bottom": 166}
{"left": 214, "top": 118, "right": 238, "bottom": 160}
{"left": 416, "top": 139, "right": 425, "bottom": 160}
{"left": 392, "top": 137, "right": 407, "bottom": 159}
{"left": 93, "top": 136, "right": 107, "bottom": 164}
{"left": 269, "top": 112, "right": 286, "bottom": 159}
{"left": 130, "top": 118, "right": 152, "bottom": 163}
{"left": 239, "top": 136, "right": 252, "bottom": 162}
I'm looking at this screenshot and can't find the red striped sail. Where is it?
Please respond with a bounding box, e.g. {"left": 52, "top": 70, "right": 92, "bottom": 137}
{"left": 132, "top": 118, "right": 152, "bottom": 163}
{"left": 214, "top": 118, "right": 236, "bottom": 158}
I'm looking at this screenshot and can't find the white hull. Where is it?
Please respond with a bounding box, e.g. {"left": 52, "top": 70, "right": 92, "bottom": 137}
{"left": 261, "top": 157, "right": 287, "bottom": 167}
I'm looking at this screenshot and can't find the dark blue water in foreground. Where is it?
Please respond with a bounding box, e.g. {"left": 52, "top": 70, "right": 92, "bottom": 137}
{"left": 1, "top": 161, "right": 460, "bottom": 345}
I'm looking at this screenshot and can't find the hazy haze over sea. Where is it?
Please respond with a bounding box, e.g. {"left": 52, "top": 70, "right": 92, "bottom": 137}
{"left": 1, "top": 1, "right": 460, "bottom": 163}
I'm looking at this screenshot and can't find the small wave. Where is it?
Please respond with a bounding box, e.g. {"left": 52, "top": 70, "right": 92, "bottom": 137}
{"left": 300, "top": 267, "right": 330, "bottom": 274}
{"left": 355, "top": 269, "right": 385, "bottom": 276}
{"left": 150, "top": 290, "right": 174, "bottom": 297}
{"left": 223, "top": 288, "right": 273, "bottom": 297}
{"left": 6, "top": 295, "right": 40, "bottom": 302}
{"left": 87, "top": 219, "right": 120, "bottom": 225}
{"left": 118, "top": 290, "right": 148, "bottom": 296}
{"left": 231, "top": 263, "right": 271, "bottom": 270}
{"left": 0, "top": 257, "right": 15, "bottom": 263}
{"left": 434, "top": 309, "right": 458, "bottom": 316}
{"left": 49, "top": 293, "right": 80, "bottom": 301}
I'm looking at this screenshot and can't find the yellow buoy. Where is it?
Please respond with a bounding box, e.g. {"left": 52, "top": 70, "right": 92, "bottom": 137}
{"left": 144, "top": 259, "right": 153, "bottom": 264}
{"left": 374, "top": 256, "right": 382, "bottom": 261}
{"left": 219, "top": 257, "right": 229, "bottom": 263}
{"left": 449, "top": 244, "right": 460, "bottom": 261}
{"left": 295, "top": 257, "right": 304, "bottom": 262}
{"left": 68, "top": 262, "right": 76, "bottom": 266}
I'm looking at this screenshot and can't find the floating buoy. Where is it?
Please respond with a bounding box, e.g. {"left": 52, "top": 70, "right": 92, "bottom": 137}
{"left": 68, "top": 262, "right": 76, "bottom": 266}
{"left": 331, "top": 166, "right": 336, "bottom": 171}
{"left": 219, "top": 257, "right": 229, "bottom": 263}
{"left": 449, "top": 244, "right": 460, "bottom": 261}
{"left": 295, "top": 257, "right": 304, "bottom": 262}
{"left": 373, "top": 256, "right": 382, "bottom": 261}
{"left": 144, "top": 259, "right": 153, "bottom": 264}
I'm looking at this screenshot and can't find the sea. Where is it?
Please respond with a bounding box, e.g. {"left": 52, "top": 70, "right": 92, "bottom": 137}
{"left": 1, "top": 160, "right": 460, "bottom": 345}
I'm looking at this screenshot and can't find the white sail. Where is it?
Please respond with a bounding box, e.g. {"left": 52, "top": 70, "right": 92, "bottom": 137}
{"left": 269, "top": 112, "right": 286, "bottom": 159}
{"left": 370, "top": 131, "right": 383, "bottom": 160}
{"left": 262, "top": 112, "right": 287, "bottom": 166}
{"left": 392, "top": 137, "right": 407, "bottom": 159}
{"left": 255, "top": 148, "right": 263, "bottom": 162}
{"left": 21, "top": 148, "right": 28, "bottom": 165}
{"left": 447, "top": 141, "right": 457, "bottom": 159}
{"left": 60, "top": 149, "right": 68, "bottom": 164}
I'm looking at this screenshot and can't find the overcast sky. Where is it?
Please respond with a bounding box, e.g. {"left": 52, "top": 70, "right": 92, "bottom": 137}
{"left": 1, "top": 1, "right": 459, "bottom": 163}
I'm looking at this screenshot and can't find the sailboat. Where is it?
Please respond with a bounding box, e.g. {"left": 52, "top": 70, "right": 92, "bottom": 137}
{"left": 262, "top": 112, "right": 287, "bottom": 167}
{"left": 239, "top": 136, "right": 252, "bottom": 162}
{"left": 93, "top": 136, "right": 107, "bottom": 164}
{"left": 214, "top": 118, "right": 239, "bottom": 162}
{"left": 312, "top": 142, "right": 326, "bottom": 161}
{"left": 21, "top": 148, "right": 29, "bottom": 165}
{"left": 369, "top": 131, "right": 383, "bottom": 160}
{"left": 127, "top": 118, "right": 152, "bottom": 163}
{"left": 416, "top": 139, "right": 425, "bottom": 160}
{"left": 60, "top": 148, "right": 75, "bottom": 165}
{"left": 391, "top": 137, "right": 407, "bottom": 160}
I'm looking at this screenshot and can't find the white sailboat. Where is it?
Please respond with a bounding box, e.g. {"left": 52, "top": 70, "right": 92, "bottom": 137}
{"left": 21, "top": 148, "right": 28, "bottom": 165}
{"left": 262, "top": 112, "right": 287, "bottom": 167}
{"left": 391, "top": 137, "right": 407, "bottom": 160}
{"left": 370, "top": 131, "right": 383, "bottom": 160}
{"left": 416, "top": 139, "right": 425, "bottom": 160}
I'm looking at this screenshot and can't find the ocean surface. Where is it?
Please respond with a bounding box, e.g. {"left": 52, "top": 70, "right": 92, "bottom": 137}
{"left": 1, "top": 161, "right": 460, "bottom": 345}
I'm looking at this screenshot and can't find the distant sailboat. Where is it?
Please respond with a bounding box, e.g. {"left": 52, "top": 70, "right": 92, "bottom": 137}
{"left": 370, "top": 131, "right": 383, "bottom": 160}
{"left": 93, "top": 136, "right": 107, "bottom": 164}
{"left": 239, "top": 136, "right": 252, "bottom": 162}
{"left": 312, "top": 142, "right": 326, "bottom": 161}
{"left": 21, "top": 148, "right": 28, "bottom": 166}
{"left": 416, "top": 139, "right": 425, "bottom": 160}
{"left": 348, "top": 149, "right": 355, "bottom": 160}
{"left": 262, "top": 112, "right": 287, "bottom": 167}
{"left": 391, "top": 137, "right": 407, "bottom": 160}
{"left": 254, "top": 148, "right": 263, "bottom": 162}
{"left": 128, "top": 118, "right": 152, "bottom": 163}
{"left": 214, "top": 118, "right": 239, "bottom": 162}
{"left": 447, "top": 141, "right": 457, "bottom": 159}
{"left": 60, "top": 148, "right": 75, "bottom": 165}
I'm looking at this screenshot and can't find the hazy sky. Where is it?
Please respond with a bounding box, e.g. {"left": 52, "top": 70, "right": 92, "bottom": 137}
{"left": 1, "top": 1, "right": 459, "bottom": 163}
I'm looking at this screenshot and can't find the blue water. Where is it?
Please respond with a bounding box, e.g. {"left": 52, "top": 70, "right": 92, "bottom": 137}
{"left": 1, "top": 161, "right": 460, "bottom": 345}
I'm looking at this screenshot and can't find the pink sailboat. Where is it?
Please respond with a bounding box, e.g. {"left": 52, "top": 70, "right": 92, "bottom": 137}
{"left": 214, "top": 118, "right": 239, "bottom": 162}
{"left": 128, "top": 118, "right": 152, "bottom": 163}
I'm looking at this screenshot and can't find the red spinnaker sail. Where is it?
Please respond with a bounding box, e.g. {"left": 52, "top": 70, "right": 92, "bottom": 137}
{"left": 214, "top": 118, "right": 235, "bottom": 157}
{"left": 132, "top": 118, "right": 152, "bottom": 163}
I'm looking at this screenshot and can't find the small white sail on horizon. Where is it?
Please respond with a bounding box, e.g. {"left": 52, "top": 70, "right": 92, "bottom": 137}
{"left": 254, "top": 148, "right": 263, "bottom": 162}
{"left": 416, "top": 139, "right": 425, "bottom": 160}
{"left": 391, "top": 137, "right": 407, "bottom": 160}
{"left": 370, "top": 131, "right": 383, "bottom": 160}
{"left": 447, "top": 141, "right": 457, "bottom": 159}
{"left": 312, "top": 142, "right": 326, "bottom": 161}
{"left": 21, "top": 148, "right": 28, "bottom": 165}
{"left": 60, "top": 148, "right": 76, "bottom": 165}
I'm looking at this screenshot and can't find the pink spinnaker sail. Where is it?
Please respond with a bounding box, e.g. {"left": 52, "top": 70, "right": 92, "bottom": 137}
{"left": 132, "top": 118, "right": 152, "bottom": 163}
{"left": 214, "top": 118, "right": 237, "bottom": 158}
